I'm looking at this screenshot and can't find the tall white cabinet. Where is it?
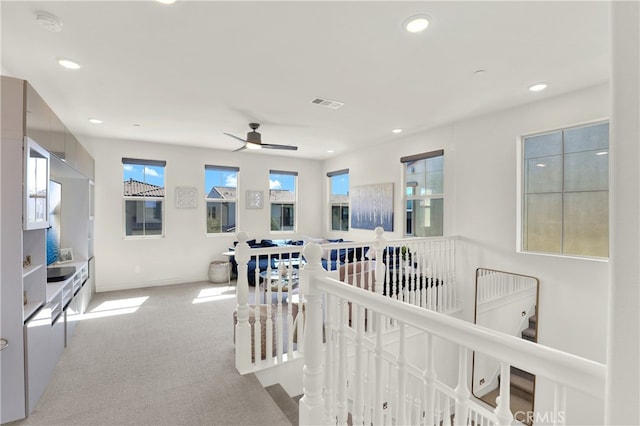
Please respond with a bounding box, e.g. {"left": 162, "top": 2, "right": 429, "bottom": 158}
{"left": 1, "top": 76, "right": 96, "bottom": 424}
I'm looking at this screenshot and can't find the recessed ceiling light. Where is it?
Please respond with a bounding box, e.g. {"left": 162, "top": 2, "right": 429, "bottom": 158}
{"left": 156, "top": 0, "right": 176, "bottom": 4}
{"left": 58, "top": 58, "right": 81, "bottom": 70}
{"left": 529, "top": 83, "right": 548, "bottom": 92}
{"left": 392, "top": 128, "right": 403, "bottom": 134}
{"left": 36, "top": 12, "right": 63, "bottom": 32}
{"left": 88, "top": 118, "right": 103, "bottom": 124}
{"left": 327, "top": 150, "right": 335, "bottom": 153}
{"left": 404, "top": 15, "right": 431, "bottom": 33}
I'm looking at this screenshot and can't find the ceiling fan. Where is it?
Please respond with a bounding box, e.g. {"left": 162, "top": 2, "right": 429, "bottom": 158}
{"left": 224, "top": 123, "right": 298, "bottom": 151}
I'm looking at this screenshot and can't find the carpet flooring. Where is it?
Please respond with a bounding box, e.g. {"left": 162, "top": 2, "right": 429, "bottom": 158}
{"left": 8, "top": 281, "right": 292, "bottom": 426}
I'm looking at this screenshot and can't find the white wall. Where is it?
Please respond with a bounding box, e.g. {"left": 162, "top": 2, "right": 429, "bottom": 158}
{"left": 323, "top": 83, "right": 610, "bottom": 424}
{"left": 81, "top": 138, "right": 323, "bottom": 292}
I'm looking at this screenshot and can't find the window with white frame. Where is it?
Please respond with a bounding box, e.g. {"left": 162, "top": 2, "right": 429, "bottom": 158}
{"left": 402, "top": 150, "right": 444, "bottom": 237}
{"left": 328, "top": 169, "right": 349, "bottom": 231}
{"left": 522, "top": 121, "right": 609, "bottom": 257}
{"left": 205, "top": 165, "right": 238, "bottom": 234}
{"left": 122, "top": 158, "right": 166, "bottom": 237}
{"left": 269, "top": 170, "right": 297, "bottom": 232}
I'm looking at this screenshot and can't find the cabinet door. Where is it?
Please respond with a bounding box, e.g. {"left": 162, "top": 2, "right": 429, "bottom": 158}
{"left": 24, "top": 83, "right": 51, "bottom": 150}
{"left": 49, "top": 113, "right": 66, "bottom": 159}
{"left": 64, "top": 129, "right": 77, "bottom": 170}
{"left": 23, "top": 138, "right": 50, "bottom": 230}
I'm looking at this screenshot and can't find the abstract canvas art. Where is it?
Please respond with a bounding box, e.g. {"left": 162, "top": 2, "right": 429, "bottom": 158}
{"left": 350, "top": 183, "right": 394, "bottom": 231}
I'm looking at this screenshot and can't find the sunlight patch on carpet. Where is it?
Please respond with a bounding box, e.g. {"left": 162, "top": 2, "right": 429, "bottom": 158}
{"left": 193, "top": 287, "right": 235, "bottom": 304}
{"left": 82, "top": 296, "right": 149, "bottom": 320}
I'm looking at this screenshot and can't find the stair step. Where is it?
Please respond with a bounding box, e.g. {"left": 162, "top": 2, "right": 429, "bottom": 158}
{"left": 510, "top": 374, "right": 535, "bottom": 402}
{"left": 511, "top": 366, "right": 535, "bottom": 382}
{"left": 528, "top": 314, "right": 537, "bottom": 328}
{"left": 265, "top": 383, "right": 299, "bottom": 426}
{"left": 521, "top": 327, "right": 537, "bottom": 342}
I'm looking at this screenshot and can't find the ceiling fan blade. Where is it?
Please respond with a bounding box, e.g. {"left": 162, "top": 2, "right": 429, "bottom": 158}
{"left": 232, "top": 145, "right": 247, "bottom": 152}
{"left": 261, "top": 143, "right": 298, "bottom": 151}
{"left": 223, "top": 132, "right": 248, "bottom": 144}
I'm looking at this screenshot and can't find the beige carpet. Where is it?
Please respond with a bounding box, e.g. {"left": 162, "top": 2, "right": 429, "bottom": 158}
{"left": 9, "top": 281, "right": 292, "bottom": 426}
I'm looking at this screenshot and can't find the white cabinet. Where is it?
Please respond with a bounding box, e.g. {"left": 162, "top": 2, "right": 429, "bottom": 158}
{"left": 1, "top": 76, "right": 96, "bottom": 424}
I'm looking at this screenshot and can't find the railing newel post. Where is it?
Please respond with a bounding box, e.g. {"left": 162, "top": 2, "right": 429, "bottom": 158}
{"left": 234, "top": 232, "right": 252, "bottom": 374}
{"left": 299, "top": 243, "right": 328, "bottom": 425}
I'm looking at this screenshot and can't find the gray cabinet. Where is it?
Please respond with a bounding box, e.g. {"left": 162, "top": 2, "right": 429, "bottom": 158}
{"left": 24, "top": 304, "right": 65, "bottom": 414}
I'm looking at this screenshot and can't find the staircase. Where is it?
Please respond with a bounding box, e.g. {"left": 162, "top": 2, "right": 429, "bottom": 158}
{"left": 478, "top": 313, "right": 537, "bottom": 424}
{"left": 266, "top": 383, "right": 301, "bottom": 426}
{"left": 521, "top": 314, "right": 537, "bottom": 342}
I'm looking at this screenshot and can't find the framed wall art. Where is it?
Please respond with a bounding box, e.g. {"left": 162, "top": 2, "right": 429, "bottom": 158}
{"left": 246, "top": 190, "right": 264, "bottom": 209}
{"left": 175, "top": 187, "right": 197, "bottom": 209}
{"left": 350, "top": 182, "right": 394, "bottom": 231}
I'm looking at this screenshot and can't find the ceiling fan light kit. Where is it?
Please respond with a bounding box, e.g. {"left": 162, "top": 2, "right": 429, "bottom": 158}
{"left": 224, "top": 122, "right": 298, "bottom": 152}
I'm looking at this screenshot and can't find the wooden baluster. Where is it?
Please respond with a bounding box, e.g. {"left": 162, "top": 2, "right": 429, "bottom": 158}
{"left": 494, "top": 362, "right": 513, "bottom": 426}
{"left": 352, "top": 302, "right": 365, "bottom": 425}
{"left": 266, "top": 259, "right": 277, "bottom": 364}
{"left": 554, "top": 384, "right": 567, "bottom": 426}
{"left": 397, "top": 322, "right": 407, "bottom": 426}
{"left": 324, "top": 293, "right": 336, "bottom": 423}
{"left": 363, "top": 350, "right": 373, "bottom": 426}
{"left": 444, "top": 394, "right": 452, "bottom": 426}
{"left": 433, "top": 391, "right": 441, "bottom": 426}
{"left": 374, "top": 227, "right": 386, "bottom": 299}
{"left": 275, "top": 257, "right": 283, "bottom": 363}
{"left": 424, "top": 332, "right": 437, "bottom": 426}
{"left": 253, "top": 302, "right": 262, "bottom": 364}
{"left": 299, "top": 243, "right": 326, "bottom": 425}
{"left": 454, "top": 345, "right": 470, "bottom": 426}
{"left": 234, "top": 233, "right": 252, "bottom": 373}
{"left": 336, "top": 298, "right": 348, "bottom": 425}
{"left": 373, "top": 313, "right": 384, "bottom": 425}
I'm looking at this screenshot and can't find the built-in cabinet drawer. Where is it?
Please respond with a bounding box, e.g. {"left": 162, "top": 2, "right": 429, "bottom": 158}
{"left": 24, "top": 303, "right": 65, "bottom": 414}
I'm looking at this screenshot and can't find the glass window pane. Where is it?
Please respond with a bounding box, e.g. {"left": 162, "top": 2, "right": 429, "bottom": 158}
{"left": 205, "top": 168, "right": 237, "bottom": 198}
{"left": 406, "top": 156, "right": 443, "bottom": 196}
{"left": 270, "top": 173, "right": 296, "bottom": 201}
{"left": 125, "top": 199, "right": 163, "bottom": 236}
{"left": 564, "top": 122, "right": 609, "bottom": 154}
{"left": 563, "top": 191, "right": 608, "bottom": 257}
{"left": 331, "top": 205, "right": 341, "bottom": 231}
{"left": 523, "top": 193, "right": 562, "bottom": 253}
{"left": 331, "top": 174, "right": 349, "bottom": 197}
{"left": 564, "top": 150, "right": 608, "bottom": 192}
{"left": 525, "top": 155, "right": 562, "bottom": 193}
{"left": 523, "top": 131, "right": 562, "bottom": 159}
{"left": 341, "top": 206, "right": 349, "bottom": 231}
{"left": 412, "top": 198, "right": 443, "bottom": 237}
{"left": 144, "top": 200, "right": 163, "bottom": 236}
{"left": 271, "top": 204, "right": 282, "bottom": 231}
{"left": 207, "top": 201, "right": 237, "bottom": 233}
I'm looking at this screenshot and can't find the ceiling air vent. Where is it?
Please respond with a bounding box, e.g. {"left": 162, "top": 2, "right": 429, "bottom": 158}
{"left": 311, "top": 97, "right": 344, "bottom": 109}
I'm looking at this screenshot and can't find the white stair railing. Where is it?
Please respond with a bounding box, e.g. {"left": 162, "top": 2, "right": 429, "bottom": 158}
{"left": 234, "top": 229, "right": 460, "bottom": 374}
{"left": 299, "top": 243, "right": 606, "bottom": 426}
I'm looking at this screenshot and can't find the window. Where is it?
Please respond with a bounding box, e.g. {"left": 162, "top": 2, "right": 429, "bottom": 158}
{"left": 328, "top": 169, "right": 349, "bottom": 231}
{"left": 269, "top": 170, "right": 297, "bottom": 232}
{"left": 205, "top": 165, "right": 238, "bottom": 234}
{"left": 402, "top": 150, "right": 444, "bottom": 237}
{"left": 123, "top": 158, "right": 166, "bottom": 237}
{"left": 522, "top": 121, "right": 609, "bottom": 257}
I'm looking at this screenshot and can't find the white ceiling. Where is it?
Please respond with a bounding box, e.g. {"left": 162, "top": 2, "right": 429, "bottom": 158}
{"left": 1, "top": 1, "right": 610, "bottom": 159}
